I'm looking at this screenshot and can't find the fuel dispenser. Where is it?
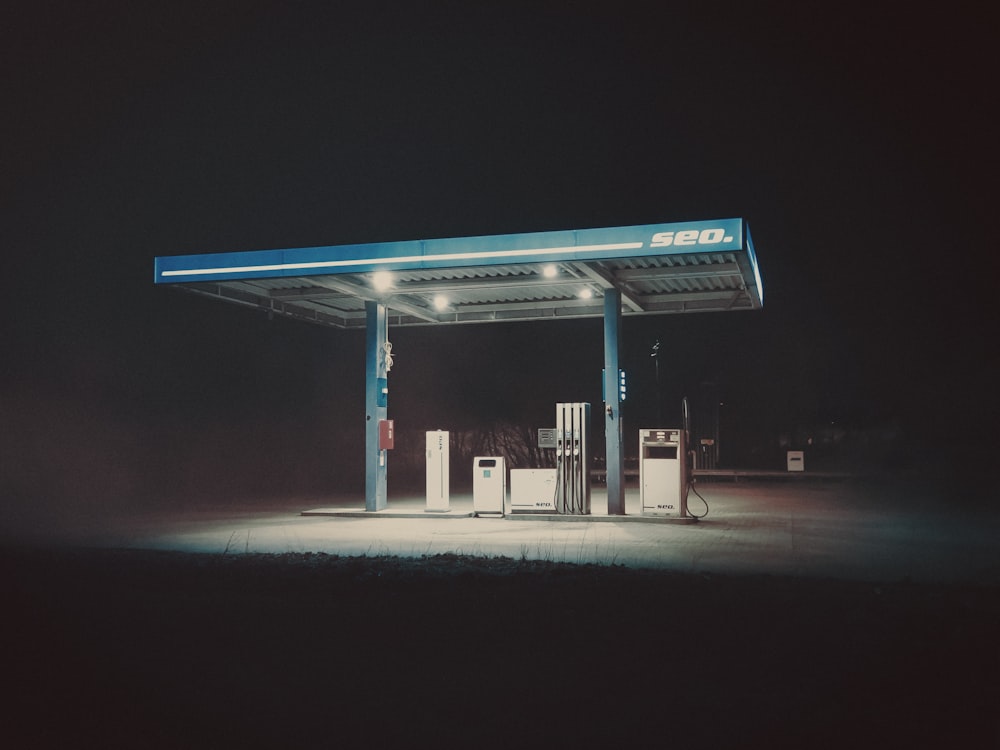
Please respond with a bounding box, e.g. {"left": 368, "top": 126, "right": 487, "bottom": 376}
{"left": 473, "top": 457, "right": 506, "bottom": 516}
{"left": 426, "top": 430, "right": 449, "bottom": 512}
{"left": 639, "top": 428, "right": 689, "bottom": 517}
{"left": 555, "top": 402, "right": 591, "bottom": 515}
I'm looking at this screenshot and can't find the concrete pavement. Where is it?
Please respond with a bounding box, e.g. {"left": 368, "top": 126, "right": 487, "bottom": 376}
{"left": 18, "top": 479, "right": 999, "bottom": 585}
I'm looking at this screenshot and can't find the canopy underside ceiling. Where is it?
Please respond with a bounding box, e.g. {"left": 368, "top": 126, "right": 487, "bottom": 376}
{"left": 174, "top": 252, "right": 759, "bottom": 328}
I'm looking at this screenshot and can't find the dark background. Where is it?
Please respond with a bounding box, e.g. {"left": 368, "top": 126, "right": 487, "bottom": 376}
{"left": 3, "top": 1, "right": 997, "bottom": 512}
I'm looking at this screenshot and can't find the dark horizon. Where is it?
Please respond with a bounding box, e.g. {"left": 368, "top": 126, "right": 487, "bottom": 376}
{"left": 3, "top": 2, "right": 997, "bottom": 510}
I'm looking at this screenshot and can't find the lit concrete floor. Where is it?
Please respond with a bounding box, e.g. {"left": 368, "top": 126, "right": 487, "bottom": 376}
{"left": 12, "top": 481, "right": 1000, "bottom": 584}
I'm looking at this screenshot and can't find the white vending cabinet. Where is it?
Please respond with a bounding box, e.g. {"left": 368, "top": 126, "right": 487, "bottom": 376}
{"left": 509, "top": 468, "right": 557, "bottom": 513}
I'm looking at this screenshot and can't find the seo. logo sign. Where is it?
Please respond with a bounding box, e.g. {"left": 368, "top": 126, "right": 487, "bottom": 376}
{"left": 650, "top": 228, "right": 734, "bottom": 248}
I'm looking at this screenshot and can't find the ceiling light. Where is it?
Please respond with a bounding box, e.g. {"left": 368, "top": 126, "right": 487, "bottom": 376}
{"left": 579, "top": 288, "right": 593, "bottom": 300}
{"left": 433, "top": 294, "right": 449, "bottom": 311}
{"left": 372, "top": 270, "right": 394, "bottom": 292}
{"left": 542, "top": 264, "right": 558, "bottom": 278}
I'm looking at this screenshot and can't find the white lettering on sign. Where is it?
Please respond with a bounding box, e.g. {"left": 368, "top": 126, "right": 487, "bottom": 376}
{"left": 650, "top": 228, "right": 734, "bottom": 248}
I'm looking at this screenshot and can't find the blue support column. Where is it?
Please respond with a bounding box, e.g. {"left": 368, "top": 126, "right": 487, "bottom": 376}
{"left": 604, "top": 290, "right": 626, "bottom": 515}
{"left": 365, "top": 301, "right": 388, "bottom": 512}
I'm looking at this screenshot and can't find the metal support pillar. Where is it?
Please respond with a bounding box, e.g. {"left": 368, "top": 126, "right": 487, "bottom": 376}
{"left": 365, "top": 301, "right": 388, "bottom": 512}
{"left": 604, "top": 289, "right": 626, "bottom": 515}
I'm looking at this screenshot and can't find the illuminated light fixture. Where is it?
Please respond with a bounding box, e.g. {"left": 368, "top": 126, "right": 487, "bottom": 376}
{"left": 433, "top": 294, "right": 449, "bottom": 311}
{"left": 578, "top": 288, "right": 594, "bottom": 300}
{"left": 372, "top": 270, "right": 394, "bottom": 292}
{"left": 542, "top": 264, "right": 558, "bottom": 278}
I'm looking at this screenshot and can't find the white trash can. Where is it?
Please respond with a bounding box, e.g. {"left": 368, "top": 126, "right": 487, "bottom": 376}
{"left": 473, "top": 457, "right": 506, "bottom": 516}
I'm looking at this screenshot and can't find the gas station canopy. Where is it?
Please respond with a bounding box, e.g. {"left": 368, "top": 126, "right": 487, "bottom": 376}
{"left": 154, "top": 218, "right": 763, "bottom": 327}
{"left": 154, "top": 217, "right": 763, "bottom": 516}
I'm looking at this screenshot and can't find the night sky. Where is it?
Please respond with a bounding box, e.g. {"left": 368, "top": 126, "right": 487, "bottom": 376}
{"left": 3, "top": 2, "right": 996, "bottom": 509}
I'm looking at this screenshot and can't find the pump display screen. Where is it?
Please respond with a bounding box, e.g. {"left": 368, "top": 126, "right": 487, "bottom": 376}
{"left": 537, "top": 428, "right": 557, "bottom": 449}
{"left": 646, "top": 446, "right": 678, "bottom": 459}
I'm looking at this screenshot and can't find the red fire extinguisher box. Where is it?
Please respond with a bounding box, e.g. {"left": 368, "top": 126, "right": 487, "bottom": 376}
{"left": 379, "top": 419, "right": 394, "bottom": 450}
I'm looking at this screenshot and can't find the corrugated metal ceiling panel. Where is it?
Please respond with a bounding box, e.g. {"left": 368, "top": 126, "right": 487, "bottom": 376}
{"left": 171, "top": 244, "right": 760, "bottom": 328}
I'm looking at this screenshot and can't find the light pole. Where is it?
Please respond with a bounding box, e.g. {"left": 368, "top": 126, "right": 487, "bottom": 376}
{"left": 651, "top": 339, "right": 661, "bottom": 425}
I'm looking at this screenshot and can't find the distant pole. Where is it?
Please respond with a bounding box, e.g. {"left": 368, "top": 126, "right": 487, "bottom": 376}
{"left": 651, "top": 339, "right": 661, "bottom": 425}
{"left": 716, "top": 400, "right": 722, "bottom": 467}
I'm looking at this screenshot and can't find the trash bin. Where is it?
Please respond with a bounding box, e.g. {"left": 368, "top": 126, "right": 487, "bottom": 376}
{"left": 473, "top": 457, "right": 505, "bottom": 516}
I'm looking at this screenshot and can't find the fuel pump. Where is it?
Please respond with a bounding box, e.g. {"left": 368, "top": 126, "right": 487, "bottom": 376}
{"left": 555, "top": 402, "right": 591, "bottom": 515}
{"left": 639, "top": 428, "right": 687, "bottom": 516}
{"left": 639, "top": 398, "right": 708, "bottom": 518}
